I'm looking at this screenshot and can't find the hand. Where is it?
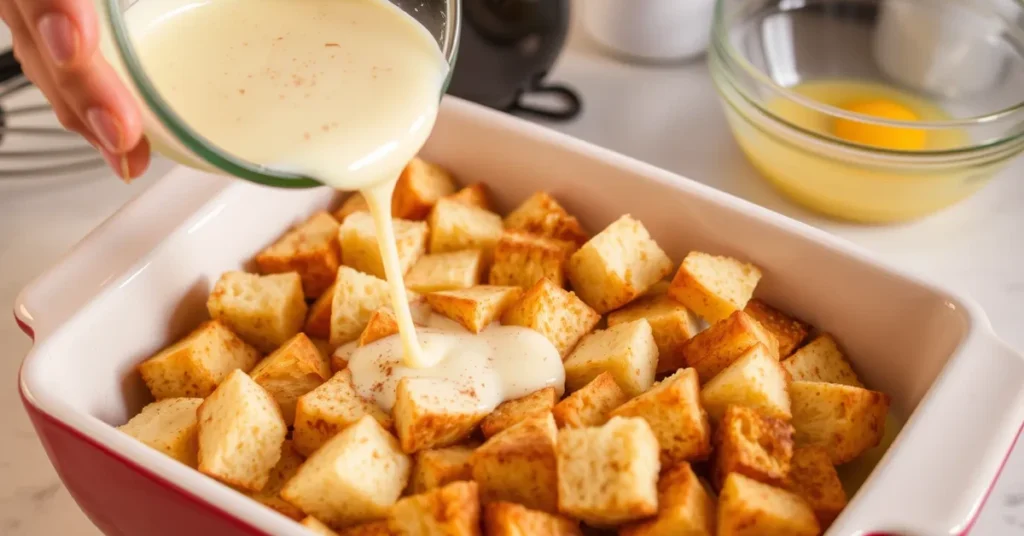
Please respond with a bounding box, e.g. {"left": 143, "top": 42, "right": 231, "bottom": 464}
{"left": 1, "top": 0, "right": 149, "bottom": 179}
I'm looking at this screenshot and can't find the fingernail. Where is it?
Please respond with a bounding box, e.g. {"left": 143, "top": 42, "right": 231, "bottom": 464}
{"left": 37, "top": 13, "right": 79, "bottom": 66}
{"left": 87, "top": 108, "right": 124, "bottom": 152}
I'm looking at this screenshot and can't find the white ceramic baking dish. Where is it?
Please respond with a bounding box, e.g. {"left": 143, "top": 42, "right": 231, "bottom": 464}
{"left": 15, "top": 97, "right": 1024, "bottom": 536}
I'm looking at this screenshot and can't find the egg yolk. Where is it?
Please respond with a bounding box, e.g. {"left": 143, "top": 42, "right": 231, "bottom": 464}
{"left": 833, "top": 99, "right": 927, "bottom": 151}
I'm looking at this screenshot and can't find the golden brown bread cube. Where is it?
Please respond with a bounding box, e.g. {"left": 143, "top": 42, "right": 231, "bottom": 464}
{"left": 790, "top": 381, "right": 889, "bottom": 464}
{"left": 610, "top": 368, "right": 712, "bottom": 467}
{"left": 563, "top": 318, "right": 658, "bottom": 397}
{"left": 338, "top": 521, "right": 393, "bottom": 536}
{"left": 293, "top": 370, "right": 394, "bottom": 457}
{"left": 445, "top": 183, "right": 491, "bottom": 211}
{"left": 483, "top": 502, "right": 582, "bottom": 536}
{"left": 717, "top": 473, "right": 820, "bottom": 536}
{"left": 359, "top": 307, "right": 400, "bottom": 346}
{"left": 427, "top": 198, "right": 503, "bottom": 257}
{"left": 566, "top": 215, "right": 674, "bottom": 314}
{"left": 620, "top": 463, "right": 716, "bottom": 536}
{"left": 607, "top": 293, "right": 701, "bottom": 374}
{"left": 471, "top": 413, "right": 559, "bottom": 513}
{"left": 334, "top": 193, "right": 370, "bottom": 222}
{"left": 503, "top": 191, "right": 588, "bottom": 246}
{"left": 404, "top": 250, "right": 487, "bottom": 294}
{"left": 139, "top": 320, "right": 261, "bottom": 399}
{"left": 249, "top": 333, "right": 332, "bottom": 425}
{"left": 196, "top": 370, "right": 287, "bottom": 492}
{"left": 393, "top": 377, "right": 488, "bottom": 453}
{"left": 556, "top": 416, "right": 660, "bottom": 526}
{"left": 330, "top": 266, "right": 394, "bottom": 346}
{"left": 488, "top": 231, "right": 576, "bottom": 289}
{"left": 388, "top": 481, "right": 481, "bottom": 536}
{"left": 668, "top": 252, "right": 762, "bottom": 324}
{"left": 700, "top": 343, "right": 791, "bottom": 423}
{"left": 782, "top": 334, "right": 863, "bottom": 387}
{"left": 409, "top": 444, "right": 478, "bottom": 494}
{"left": 480, "top": 387, "right": 558, "bottom": 438}
{"left": 680, "top": 310, "right": 780, "bottom": 384}
{"left": 339, "top": 212, "right": 429, "bottom": 280}
{"left": 426, "top": 285, "right": 523, "bottom": 334}
{"left": 118, "top": 398, "right": 203, "bottom": 467}
{"left": 551, "top": 371, "right": 629, "bottom": 429}
{"left": 256, "top": 211, "right": 341, "bottom": 298}
{"left": 712, "top": 405, "right": 794, "bottom": 491}
{"left": 248, "top": 439, "right": 305, "bottom": 520}
{"left": 743, "top": 299, "right": 811, "bottom": 358}
{"left": 282, "top": 416, "right": 411, "bottom": 529}
{"left": 302, "top": 516, "right": 341, "bottom": 536}
{"left": 501, "top": 278, "right": 600, "bottom": 357}
{"left": 305, "top": 281, "right": 337, "bottom": 340}
{"left": 207, "top": 271, "right": 308, "bottom": 353}
{"left": 392, "top": 157, "right": 458, "bottom": 220}
{"left": 785, "top": 446, "right": 847, "bottom": 528}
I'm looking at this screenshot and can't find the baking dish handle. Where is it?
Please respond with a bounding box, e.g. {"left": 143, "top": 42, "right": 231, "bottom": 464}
{"left": 836, "top": 330, "right": 1024, "bottom": 535}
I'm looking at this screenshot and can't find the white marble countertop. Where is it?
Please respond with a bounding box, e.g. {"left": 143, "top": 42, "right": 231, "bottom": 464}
{"left": 1, "top": 15, "right": 1023, "bottom": 536}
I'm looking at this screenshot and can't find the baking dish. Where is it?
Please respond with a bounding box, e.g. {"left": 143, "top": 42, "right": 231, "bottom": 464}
{"left": 14, "top": 97, "right": 1024, "bottom": 536}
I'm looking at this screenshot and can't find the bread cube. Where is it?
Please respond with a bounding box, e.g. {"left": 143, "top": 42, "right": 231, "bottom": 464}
{"left": 790, "top": 381, "right": 889, "bottom": 464}
{"left": 404, "top": 250, "right": 486, "bottom": 294}
{"left": 282, "top": 416, "right": 411, "bottom": 529}
{"left": 392, "top": 157, "right": 458, "bottom": 220}
{"left": 427, "top": 198, "right": 503, "bottom": 257}
{"left": 680, "top": 311, "right": 780, "bottom": 384}
{"left": 426, "top": 285, "right": 523, "bottom": 334}
{"left": 607, "top": 293, "right": 701, "bottom": 374}
{"left": 712, "top": 405, "right": 794, "bottom": 490}
{"left": 782, "top": 334, "right": 863, "bottom": 387}
{"left": 330, "top": 266, "right": 393, "bottom": 346}
{"left": 139, "top": 320, "right": 261, "bottom": 400}
{"left": 700, "top": 344, "right": 791, "bottom": 423}
{"left": 208, "top": 271, "right": 308, "bottom": 352}
{"left": 668, "top": 252, "right": 762, "bottom": 323}
{"left": 566, "top": 215, "right": 673, "bottom": 313}
{"left": 118, "top": 398, "right": 203, "bottom": 467}
{"left": 249, "top": 440, "right": 305, "bottom": 520}
{"left": 620, "top": 463, "right": 716, "bottom": 536}
{"left": 250, "top": 333, "right": 331, "bottom": 426}
{"left": 563, "top": 319, "right": 658, "bottom": 397}
{"left": 294, "top": 370, "right": 393, "bottom": 457}
{"left": 501, "top": 278, "right": 600, "bottom": 357}
{"left": 196, "top": 370, "right": 287, "bottom": 491}
{"left": 785, "top": 446, "right": 847, "bottom": 527}
{"left": 334, "top": 193, "right": 369, "bottom": 222}
{"left": 483, "top": 502, "right": 582, "bottom": 536}
{"left": 556, "top": 417, "right": 660, "bottom": 526}
{"left": 305, "top": 281, "right": 337, "bottom": 340}
{"left": 409, "top": 444, "right": 477, "bottom": 494}
{"left": 611, "top": 368, "right": 712, "bottom": 467}
{"left": 302, "top": 517, "right": 341, "bottom": 536}
{"left": 471, "top": 414, "right": 559, "bottom": 512}
{"left": 388, "top": 481, "right": 480, "bottom": 536}
{"left": 256, "top": 211, "right": 341, "bottom": 298}
{"left": 503, "top": 191, "right": 588, "bottom": 245}
{"left": 488, "top": 231, "right": 575, "bottom": 289}
{"left": 480, "top": 387, "right": 558, "bottom": 438}
{"left": 338, "top": 521, "right": 392, "bottom": 536}
{"left": 717, "top": 473, "right": 819, "bottom": 536}
{"left": 359, "top": 307, "right": 400, "bottom": 346}
{"left": 445, "top": 183, "right": 491, "bottom": 211}
{"left": 552, "top": 372, "right": 629, "bottom": 429}
{"left": 743, "top": 299, "right": 811, "bottom": 358}
{"left": 393, "top": 377, "right": 488, "bottom": 453}
{"left": 339, "top": 212, "right": 429, "bottom": 280}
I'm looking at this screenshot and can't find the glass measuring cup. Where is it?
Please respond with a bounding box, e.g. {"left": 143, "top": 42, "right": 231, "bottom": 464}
{"left": 95, "top": 0, "right": 461, "bottom": 188}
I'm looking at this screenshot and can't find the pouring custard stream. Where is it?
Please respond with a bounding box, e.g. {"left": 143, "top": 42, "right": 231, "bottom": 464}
{"left": 125, "top": 0, "right": 564, "bottom": 408}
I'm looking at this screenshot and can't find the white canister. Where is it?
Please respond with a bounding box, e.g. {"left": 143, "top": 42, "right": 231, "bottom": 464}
{"left": 581, "top": 0, "right": 716, "bottom": 62}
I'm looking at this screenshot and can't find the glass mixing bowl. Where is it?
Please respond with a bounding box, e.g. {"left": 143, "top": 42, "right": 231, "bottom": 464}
{"left": 96, "top": 0, "right": 460, "bottom": 188}
{"left": 709, "top": 0, "right": 1024, "bottom": 223}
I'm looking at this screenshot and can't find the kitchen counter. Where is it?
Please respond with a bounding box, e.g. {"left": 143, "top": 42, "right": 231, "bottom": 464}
{"left": 1, "top": 22, "right": 1022, "bottom": 536}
